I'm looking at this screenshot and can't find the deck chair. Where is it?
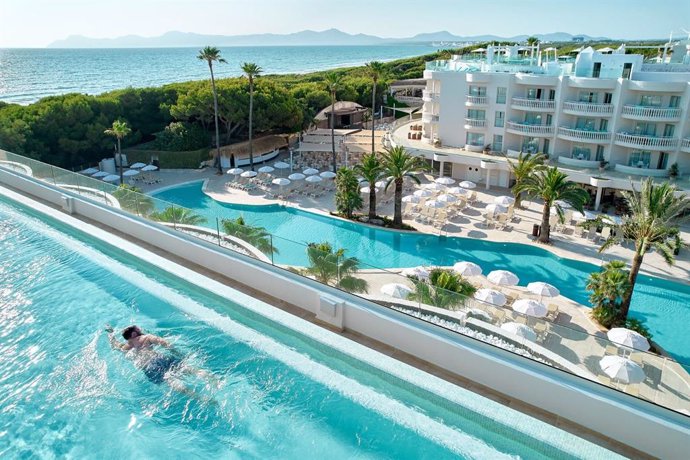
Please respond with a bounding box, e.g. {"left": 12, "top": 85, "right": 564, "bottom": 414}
{"left": 547, "top": 303, "right": 559, "bottom": 320}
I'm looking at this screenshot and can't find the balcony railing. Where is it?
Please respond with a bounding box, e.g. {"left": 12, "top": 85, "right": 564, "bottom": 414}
{"left": 422, "top": 113, "right": 439, "bottom": 123}
{"left": 614, "top": 163, "right": 669, "bottom": 177}
{"left": 505, "top": 121, "right": 554, "bottom": 136}
{"left": 621, "top": 105, "right": 682, "bottom": 121}
{"left": 422, "top": 90, "right": 439, "bottom": 102}
{"left": 557, "top": 127, "right": 612, "bottom": 143}
{"left": 614, "top": 133, "right": 679, "bottom": 150}
{"left": 510, "top": 98, "right": 555, "bottom": 111}
{"left": 682, "top": 138, "right": 690, "bottom": 153}
{"left": 465, "top": 95, "right": 487, "bottom": 105}
{"left": 562, "top": 101, "right": 614, "bottom": 116}
{"left": 464, "top": 118, "right": 486, "bottom": 129}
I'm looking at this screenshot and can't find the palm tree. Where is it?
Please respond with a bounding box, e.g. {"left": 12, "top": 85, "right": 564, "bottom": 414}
{"left": 354, "top": 153, "right": 383, "bottom": 219}
{"left": 241, "top": 62, "right": 263, "bottom": 171}
{"left": 365, "top": 61, "right": 386, "bottom": 154}
{"left": 408, "top": 268, "right": 477, "bottom": 310}
{"left": 324, "top": 72, "right": 342, "bottom": 172}
{"left": 335, "top": 166, "right": 363, "bottom": 219}
{"left": 104, "top": 120, "right": 131, "bottom": 185}
{"left": 302, "top": 242, "right": 368, "bottom": 293}
{"left": 514, "top": 166, "right": 589, "bottom": 244}
{"left": 586, "top": 260, "right": 631, "bottom": 328}
{"left": 598, "top": 179, "right": 689, "bottom": 323}
{"left": 197, "top": 46, "right": 227, "bottom": 174}
{"left": 222, "top": 215, "right": 277, "bottom": 255}
{"left": 381, "top": 146, "right": 428, "bottom": 229}
{"left": 112, "top": 184, "right": 154, "bottom": 215}
{"left": 526, "top": 36, "right": 540, "bottom": 46}
{"left": 508, "top": 152, "right": 546, "bottom": 208}
{"left": 149, "top": 206, "right": 207, "bottom": 225}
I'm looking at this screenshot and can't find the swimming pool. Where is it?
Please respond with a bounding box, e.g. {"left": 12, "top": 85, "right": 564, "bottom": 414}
{"left": 0, "top": 195, "right": 622, "bottom": 458}
{"left": 153, "top": 181, "right": 690, "bottom": 366}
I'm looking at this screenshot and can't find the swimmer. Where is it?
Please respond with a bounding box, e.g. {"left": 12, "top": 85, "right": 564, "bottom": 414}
{"left": 106, "top": 324, "right": 217, "bottom": 400}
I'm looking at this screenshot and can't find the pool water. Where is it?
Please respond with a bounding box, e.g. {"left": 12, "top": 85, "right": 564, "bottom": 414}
{"left": 153, "top": 181, "right": 690, "bottom": 366}
{"left": 0, "top": 197, "right": 619, "bottom": 458}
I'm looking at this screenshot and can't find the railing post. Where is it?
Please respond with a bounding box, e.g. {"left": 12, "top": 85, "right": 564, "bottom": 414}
{"left": 50, "top": 165, "right": 57, "bottom": 185}
{"left": 216, "top": 217, "right": 222, "bottom": 246}
{"left": 172, "top": 204, "right": 177, "bottom": 230}
{"left": 270, "top": 235, "right": 274, "bottom": 265}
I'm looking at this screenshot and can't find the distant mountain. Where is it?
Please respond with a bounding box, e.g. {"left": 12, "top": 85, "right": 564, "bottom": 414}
{"left": 47, "top": 29, "right": 612, "bottom": 48}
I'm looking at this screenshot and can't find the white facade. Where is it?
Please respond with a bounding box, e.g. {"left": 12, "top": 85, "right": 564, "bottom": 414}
{"left": 418, "top": 45, "right": 690, "bottom": 201}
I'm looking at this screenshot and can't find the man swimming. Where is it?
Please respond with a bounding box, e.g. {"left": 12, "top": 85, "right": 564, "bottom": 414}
{"left": 106, "top": 324, "right": 217, "bottom": 399}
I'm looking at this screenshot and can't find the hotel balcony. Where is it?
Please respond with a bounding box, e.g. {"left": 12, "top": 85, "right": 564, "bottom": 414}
{"left": 464, "top": 118, "right": 486, "bottom": 130}
{"left": 422, "top": 90, "right": 439, "bottom": 102}
{"left": 465, "top": 95, "right": 488, "bottom": 106}
{"left": 682, "top": 138, "right": 690, "bottom": 153}
{"left": 614, "top": 133, "right": 679, "bottom": 151}
{"left": 614, "top": 163, "right": 669, "bottom": 177}
{"left": 557, "top": 155, "right": 601, "bottom": 169}
{"left": 562, "top": 101, "right": 614, "bottom": 116}
{"left": 422, "top": 112, "right": 439, "bottom": 124}
{"left": 505, "top": 121, "right": 554, "bottom": 137}
{"left": 557, "top": 127, "right": 612, "bottom": 143}
{"left": 510, "top": 98, "right": 555, "bottom": 111}
{"left": 621, "top": 105, "right": 682, "bottom": 122}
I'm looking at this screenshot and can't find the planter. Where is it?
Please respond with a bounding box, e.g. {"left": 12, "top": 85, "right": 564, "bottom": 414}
{"left": 590, "top": 176, "right": 611, "bottom": 187}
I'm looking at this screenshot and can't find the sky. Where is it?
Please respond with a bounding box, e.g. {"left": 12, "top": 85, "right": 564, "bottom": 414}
{"left": 1, "top": 0, "right": 688, "bottom": 47}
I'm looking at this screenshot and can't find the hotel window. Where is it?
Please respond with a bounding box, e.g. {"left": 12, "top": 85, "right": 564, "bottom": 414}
{"left": 492, "top": 134, "right": 503, "bottom": 152}
{"left": 634, "top": 122, "right": 656, "bottom": 136}
{"left": 548, "top": 89, "right": 556, "bottom": 101}
{"left": 521, "top": 137, "right": 539, "bottom": 153}
{"left": 572, "top": 145, "right": 592, "bottom": 160}
{"left": 599, "top": 119, "right": 608, "bottom": 132}
{"left": 543, "top": 139, "right": 550, "bottom": 154}
{"left": 524, "top": 113, "right": 542, "bottom": 125}
{"left": 494, "top": 111, "right": 504, "bottom": 127}
{"left": 595, "top": 145, "right": 605, "bottom": 161}
{"left": 592, "top": 62, "right": 601, "bottom": 78}
{"left": 640, "top": 95, "right": 661, "bottom": 107}
{"left": 496, "top": 87, "right": 507, "bottom": 104}
{"left": 622, "top": 63, "right": 632, "bottom": 79}
{"left": 578, "top": 91, "right": 598, "bottom": 103}
{"left": 670, "top": 96, "right": 681, "bottom": 108}
{"left": 604, "top": 92, "right": 613, "bottom": 104}
{"left": 575, "top": 117, "right": 595, "bottom": 130}
{"left": 467, "top": 109, "right": 485, "bottom": 120}
{"left": 663, "top": 124, "right": 675, "bottom": 137}
{"left": 527, "top": 88, "right": 542, "bottom": 100}
{"left": 629, "top": 151, "right": 651, "bottom": 168}
{"left": 545, "top": 114, "right": 553, "bottom": 126}
{"left": 466, "top": 132, "right": 485, "bottom": 147}
{"left": 469, "top": 86, "right": 486, "bottom": 97}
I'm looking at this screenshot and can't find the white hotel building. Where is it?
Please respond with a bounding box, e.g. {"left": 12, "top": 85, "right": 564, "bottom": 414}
{"left": 391, "top": 42, "right": 690, "bottom": 209}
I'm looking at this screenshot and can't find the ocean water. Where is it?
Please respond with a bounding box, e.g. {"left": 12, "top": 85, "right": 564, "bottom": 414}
{"left": 0, "top": 45, "right": 431, "bottom": 105}
{"left": 0, "top": 195, "right": 619, "bottom": 459}
{"left": 152, "top": 181, "right": 690, "bottom": 366}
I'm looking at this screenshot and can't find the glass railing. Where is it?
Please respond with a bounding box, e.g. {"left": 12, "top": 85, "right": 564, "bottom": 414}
{"left": 1, "top": 149, "right": 689, "bottom": 417}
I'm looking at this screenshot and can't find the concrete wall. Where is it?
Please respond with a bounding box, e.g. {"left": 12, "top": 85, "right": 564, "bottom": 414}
{"left": 1, "top": 166, "right": 688, "bottom": 457}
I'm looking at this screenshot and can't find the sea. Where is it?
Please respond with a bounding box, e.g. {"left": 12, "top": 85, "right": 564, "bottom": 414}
{"left": 0, "top": 45, "right": 432, "bottom": 105}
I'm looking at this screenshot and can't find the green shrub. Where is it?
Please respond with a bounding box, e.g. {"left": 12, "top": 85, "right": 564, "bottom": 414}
{"left": 125, "top": 148, "right": 210, "bottom": 169}
{"left": 153, "top": 121, "right": 209, "bottom": 151}
{"left": 586, "top": 260, "right": 630, "bottom": 328}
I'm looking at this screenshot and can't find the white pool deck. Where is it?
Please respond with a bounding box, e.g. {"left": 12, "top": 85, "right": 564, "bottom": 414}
{"left": 136, "top": 165, "right": 690, "bottom": 414}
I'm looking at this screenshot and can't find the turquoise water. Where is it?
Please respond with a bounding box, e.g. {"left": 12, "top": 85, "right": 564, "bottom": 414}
{"left": 0, "top": 45, "right": 430, "bottom": 104}
{"left": 0, "top": 196, "right": 617, "bottom": 458}
{"left": 153, "top": 181, "right": 690, "bottom": 366}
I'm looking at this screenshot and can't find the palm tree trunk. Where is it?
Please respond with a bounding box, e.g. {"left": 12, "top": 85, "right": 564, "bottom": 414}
{"left": 371, "top": 80, "right": 376, "bottom": 154}
{"left": 619, "top": 251, "right": 644, "bottom": 323}
{"left": 209, "top": 63, "right": 222, "bottom": 174}
{"left": 248, "top": 79, "right": 254, "bottom": 171}
{"left": 538, "top": 202, "right": 551, "bottom": 243}
{"left": 330, "top": 93, "right": 336, "bottom": 173}
{"left": 117, "top": 138, "right": 123, "bottom": 185}
{"left": 393, "top": 178, "right": 403, "bottom": 228}
{"left": 514, "top": 191, "right": 522, "bottom": 209}
{"left": 369, "top": 190, "right": 376, "bottom": 219}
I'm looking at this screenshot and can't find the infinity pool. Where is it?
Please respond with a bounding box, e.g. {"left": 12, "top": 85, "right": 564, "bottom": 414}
{"left": 0, "top": 196, "right": 623, "bottom": 458}
{"left": 153, "top": 181, "right": 690, "bottom": 365}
